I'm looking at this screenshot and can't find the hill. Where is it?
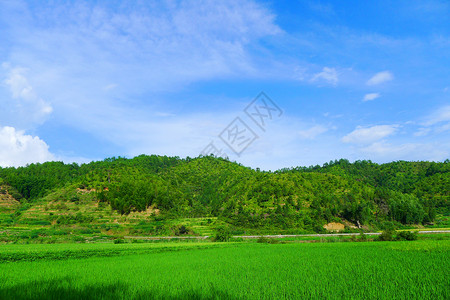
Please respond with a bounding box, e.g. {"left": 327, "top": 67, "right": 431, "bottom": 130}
{"left": 0, "top": 155, "right": 448, "bottom": 241}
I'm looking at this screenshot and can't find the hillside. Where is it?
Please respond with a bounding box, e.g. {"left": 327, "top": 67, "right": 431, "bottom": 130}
{"left": 0, "top": 155, "right": 448, "bottom": 242}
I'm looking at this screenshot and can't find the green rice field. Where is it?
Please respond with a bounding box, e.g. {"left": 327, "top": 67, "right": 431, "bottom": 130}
{"left": 0, "top": 240, "right": 448, "bottom": 299}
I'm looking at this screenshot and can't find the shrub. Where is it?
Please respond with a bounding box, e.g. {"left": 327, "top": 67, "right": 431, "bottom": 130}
{"left": 175, "top": 225, "right": 189, "bottom": 236}
{"left": 378, "top": 230, "right": 393, "bottom": 241}
{"left": 358, "top": 232, "right": 368, "bottom": 242}
{"left": 380, "top": 221, "right": 396, "bottom": 231}
{"left": 396, "top": 231, "right": 418, "bottom": 241}
{"left": 70, "top": 195, "right": 80, "bottom": 203}
{"left": 11, "top": 192, "right": 23, "bottom": 200}
{"left": 212, "top": 226, "right": 232, "bottom": 242}
{"left": 72, "top": 236, "right": 86, "bottom": 243}
{"left": 313, "top": 224, "right": 327, "bottom": 234}
{"left": 257, "top": 236, "right": 269, "bottom": 243}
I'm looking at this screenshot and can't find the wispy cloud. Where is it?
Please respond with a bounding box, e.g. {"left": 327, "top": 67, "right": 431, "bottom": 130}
{"left": 423, "top": 105, "right": 450, "bottom": 126}
{"left": 359, "top": 141, "right": 448, "bottom": 162}
{"left": 2, "top": 64, "right": 53, "bottom": 129}
{"left": 0, "top": 0, "right": 285, "bottom": 165}
{"left": 2, "top": 1, "right": 281, "bottom": 93}
{"left": 0, "top": 0, "right": 449, "bottom": 168}
{"left": 342, "top": 124, "right": 399, "bottom": 144}
{"left": 366, "top": 71, "right": 394, "bottom": 86}
{"left": 414, "top": 127, "right": 431, "bottom": 137}
{"left": 362, "top": 93, "right": 380, "bottom": 101}
{"left": 311, "top": 67, "right": 338, "bottom": 86}
{"left": 298, "top": 125, "right": 329, "bottom": 139}
{"left": 416, "top": 105, "right": 450, "bottom": 136}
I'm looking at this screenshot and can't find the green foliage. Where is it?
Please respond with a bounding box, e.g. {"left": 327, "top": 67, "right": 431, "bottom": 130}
{"left": 378, "top": 230, "right": 418, "bottom": 242}
{"left": 359, "top": 232, "right": 368, "bottom": 242}
{"left": 388, "top": 193, "right": 425, "bottom": 224}
{"left": 395, "top": 231, "right": 418, "bottom": 241}
{"left": 174, "top": 225, "right": 190, "bottom": 236}
{"left": 378, "top": 230, "right": 394, "bottom": 241}
{"left": 10, "top": 192, "right": 23, "bottom": 201}
{"left": 212, "top": 226, "right": 232, "bottom": 242}
{"left": 0, "top": 155, "right": 448, "bottom": 232}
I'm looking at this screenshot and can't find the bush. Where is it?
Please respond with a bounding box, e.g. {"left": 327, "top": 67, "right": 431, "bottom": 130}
{"left": 378, "top": 230, "right": 393, "bottom": 241}
{"left": 212, "top": 226, "right": 232, "bottom": 242}
{"left": 379, "top": 221, "right": 396, "bottom": 231}
{"left": 257, "top": 236, "right": 269, "bottom": 243}
{"left": 175, "top": 225, "right": 189, "bottom": 236}
{"left": 114, "top": 238, "right": 125, "bottom": 244}
{"left": 11, "top": 192, "right": 23, "bottom": 200}
{"left": 72, "top": 236, "right": 86, "bottom": 243}
{"left": 313, "top": 224, "right": 327, "bottom": 234}
{"left": 358, "top": 232, "right": 368, "bottom": 242}
{"left": 70, "top": 195, "right": 80, "bottom": 203}
{"left": 396, "top": 231, "right": 418, "bottom": 241}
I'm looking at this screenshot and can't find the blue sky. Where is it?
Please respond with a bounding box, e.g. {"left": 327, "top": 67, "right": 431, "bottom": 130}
{"left": 0, "top": 0, "right": 449, "bottom": 170}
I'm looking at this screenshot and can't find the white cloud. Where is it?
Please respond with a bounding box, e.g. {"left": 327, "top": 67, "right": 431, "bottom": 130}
{"left": 436, "top": 122, "right": 450, "bottom": 133}
{"left": 423, "top": 105, "right": 450, "bottom": 126}
{"left": 415, "top": 105, "right": 450, "bottom": 136}
{"left": 0, "top": 1, "right": 446, "bottom": 170}
{"left": 359, "top": 141, "right": 448, "bottom": 162}
{"left": 311, "top": 67, "right": 338, "bottom": 86}
{"left": 362, "top": 93, "right": 380, "bottom": 101}
{"left": 0, "top": 126, "right": 55, "bottom": 167}
{"left": 342, "top": 124, "right": 399, "bottom": 144}
{"left": 366, "top": 71, "right": 393, "bottom": 85}
{"left": 2, "top": 1, "right": 281, "bottom": 94}
{"left": 2, "top": 65, "right": 53, "bottom": 128}
{"left": 298, "top": 125, "right": 328, "bottom": 139}
{"left": 361, "top": 141, "right": 414, "bottom": 156}
{"left": 0, "top": 0, "right": 285, "bottom": 135}
{"left": 4, "top": 66, "right": 33, "bottom": 99}
{"left": 414, "top": 127, "right": 431, "bottom": 136}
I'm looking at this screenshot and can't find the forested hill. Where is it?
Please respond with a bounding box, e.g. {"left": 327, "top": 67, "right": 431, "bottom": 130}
{"left": 0, "top": 155, "right": 448, "bottom": 231}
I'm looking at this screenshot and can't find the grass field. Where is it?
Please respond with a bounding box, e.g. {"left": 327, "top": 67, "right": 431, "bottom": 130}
{"left": 0, "top": 240, "right": 448, "bottom": 299}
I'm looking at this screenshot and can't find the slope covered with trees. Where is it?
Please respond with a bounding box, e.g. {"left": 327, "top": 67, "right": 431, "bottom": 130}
{"left": 0, "top": 155, "right": 448, "bottom": 232}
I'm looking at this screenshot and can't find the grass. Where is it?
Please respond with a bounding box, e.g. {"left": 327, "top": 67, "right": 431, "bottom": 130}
{"left": 0, "top": 240, "right": 448, "bottom": 299}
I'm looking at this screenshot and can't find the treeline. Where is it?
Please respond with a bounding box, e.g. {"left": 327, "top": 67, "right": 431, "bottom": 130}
{"left": 0, "top": 156, "right": 448, "bottom": 231}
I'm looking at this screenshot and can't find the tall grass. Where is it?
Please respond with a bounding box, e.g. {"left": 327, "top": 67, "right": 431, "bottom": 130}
{"left": 0, "top": 240, "right": 448, "bottom": 299}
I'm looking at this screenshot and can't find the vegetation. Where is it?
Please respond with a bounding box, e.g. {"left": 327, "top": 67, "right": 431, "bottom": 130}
{"left": 0, "top": 240, "right": 448, "bottom": 299}
{"left": 0, "top": 155, "right": 448, "bottom": 239}
{"left": 212, "top": 226, "right": 233, "bottom": 242}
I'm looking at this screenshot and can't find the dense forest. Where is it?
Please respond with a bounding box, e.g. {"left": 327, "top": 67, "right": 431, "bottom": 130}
{"left": 0, "top": 155, "right": 448, "bottom": 232}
